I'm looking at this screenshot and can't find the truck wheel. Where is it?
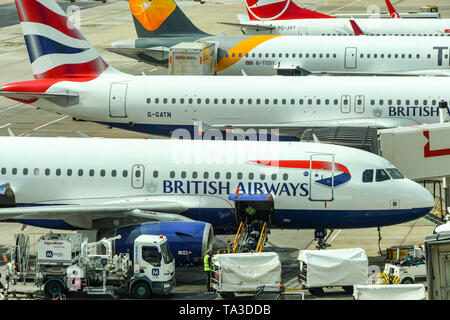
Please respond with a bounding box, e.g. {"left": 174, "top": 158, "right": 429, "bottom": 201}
{"left": 342, "top": 286, "right": 353, "bottom": 295}
{"left": 401, "top": 277, "right": 414, "bottom": 284}
{"left": 308, "top": 288, "right": 324, "bottom": 297}
{"left": 132, "top": 282, "right": 151, "bottom": 299}
{"left": 44, "top": 280, "right": 64, "bottom": 300}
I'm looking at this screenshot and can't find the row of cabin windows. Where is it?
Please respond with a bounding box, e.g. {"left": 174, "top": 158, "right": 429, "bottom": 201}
{"left": 225, "top": 52, "right": 442, "bottom": 60}
{"left": 0, "top": 167, "right": 130, "bottom": 178}
{"left": 1, "top": 167, "right": 291, "bottom": 182}
{"left": 359, "top": 53, "right": 438, "bottom": 59}
{"left": 225, "top": 52, "right": 338, "bottom": 59}
{"left": 147, "top": 97, "right": 447, "bottom": 107}
{"left": 158, "top": 171, "right": 290, "bottom": 181}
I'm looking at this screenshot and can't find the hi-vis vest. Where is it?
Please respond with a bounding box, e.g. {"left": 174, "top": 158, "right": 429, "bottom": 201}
{"left": 204, "top": 255, "right": 211, "bottom": 271}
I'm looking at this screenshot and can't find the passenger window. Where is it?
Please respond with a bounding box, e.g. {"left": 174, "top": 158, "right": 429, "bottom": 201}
{"left": 249, "top": 173, "right": 254, "bottom": 180}
{"left": 12, "top": 168, "right": 17, "bottom": 175}
{"left": 89, "top": 169, "right": 95, "bottom": 177}
{"left": 203, "top": 172, "right": 209, "bottom": 179}
{"left": 375, "top": 169, "right": 390, "bottom": 182}
{"left": 181, "top": 171, "right": 186, "bottom": 179}
{"left": 45, "top": 169, "right": 50, "bottom": 176}
{"left": 111, "top": 170, "right": 117, "bottom": 177}
{"left": 283, "top": 173, "right": 288, "bottom": 181}
{"left": 226, "top": 172, "right": 231, "bottom": 179}
{"left": 386, "top": 168, "right": 404, "bottom": 179}
{"left": 23, "top": 168, "right": 28, "bottom": 176}
{"left": 271, "top": 173, "right": 277, "bottom": 181}
{"left": 153, "top": 171, "right": 158, "bottom": 178}
{"left": 192, "top": 171, "right": 198, "bottom": 179}
{"left": 34, "top": 168, "right": 40, "bottom": 176}
{"left": 215, "top": 172, "right": 220, "bottom": 179}
{"left": 67, "top": 169, "right": 72, "bottom": 176}
{"left": 237, "top": 172, "right": 243, "bottom": 180}
{"left": 170, "top": 171, "right": 175, "bottom": 178}
{"left": 260, "top": 173, "right": 265, "bottom": 180}
{"left": 122, "top": 170, "right": 128, "bottom": 178}
{"left": 100, "top": 170, "right": 105, "bottom": 177}
{"left": 78, "top": 169, "right": 83, "bottom": 177}
{"left": 362, "top": 169, "right": 373, "bottom": 183}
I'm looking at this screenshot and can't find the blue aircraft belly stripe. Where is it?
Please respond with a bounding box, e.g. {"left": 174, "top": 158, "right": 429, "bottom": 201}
{"left": 96, "top": 122, "right": 299, "bottom": 141}
{"left": 13, "top": 204, "right": 432, "bottom": 232}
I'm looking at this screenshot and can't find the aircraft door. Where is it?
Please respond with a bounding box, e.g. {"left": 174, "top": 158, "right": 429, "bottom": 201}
{"left": 341, "top": 95, "right": 351, "bottom": 113}
{"left": 355, "top": 95, "right": 365, "bottom": 113}
{"left": 309, "top": 153, "right": 334, "bottom": 202}
{"left": 345, "top": 47, "right": 357, "bottom": 69}
{"left": 109, "top": 83, "right": 128, "bottom": 118}
{"left": 131, "top": 164, "right": 145, "bottom": 189}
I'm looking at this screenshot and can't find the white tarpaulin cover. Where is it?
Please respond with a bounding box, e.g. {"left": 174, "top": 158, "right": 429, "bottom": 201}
{"left": 353, "top": 284, "right": 426, "bottom": 300}
{"left": 212, "top": 252, "right": 281, "bottom": 292}
{"left": 298, "top": 248, "right": 368, "bottom": 287}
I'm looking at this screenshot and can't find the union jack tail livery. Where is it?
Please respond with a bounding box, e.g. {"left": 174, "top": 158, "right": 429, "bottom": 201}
{"left": 245, "top": 0, "right": 334, "bottom": 21}
{"left": 15, "top": 0, "right": 112, "bottom": 79}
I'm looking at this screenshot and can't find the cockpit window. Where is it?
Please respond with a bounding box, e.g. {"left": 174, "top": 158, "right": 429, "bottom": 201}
{"left": 362, "top": 169, "right": 374, "bottom": 183}
{"left": 375, "top": 169, "right": 391, "bottom": 182}
{"left": 386, "top": 168, "right": 404, "bottom": 179}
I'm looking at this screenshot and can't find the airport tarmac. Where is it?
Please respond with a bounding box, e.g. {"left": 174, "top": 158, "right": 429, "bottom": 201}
{"left": 0, "top": 0, "right": 445, "bottom": 301}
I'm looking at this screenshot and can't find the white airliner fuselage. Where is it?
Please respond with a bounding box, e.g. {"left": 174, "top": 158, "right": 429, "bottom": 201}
{"left": 10, "top": 75, "right": 450, "bottom": 137}
{"left": 211, "top": 35, "right": 450, "bottom": 76}
{"left": 0, "top": 137, "right": 433, "bottom": 232}
{"left": 240, "top": 17, "right": 450, "bottom": 36}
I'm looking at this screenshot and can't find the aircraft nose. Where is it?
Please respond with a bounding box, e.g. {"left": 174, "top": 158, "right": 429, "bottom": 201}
{"left": 409, "top": 181, "right": 434, "bottom": 211}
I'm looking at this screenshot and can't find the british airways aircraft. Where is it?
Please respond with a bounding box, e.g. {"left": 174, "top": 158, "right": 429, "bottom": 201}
{"left": 0, "top": 137, "right": 434, "bottom": 263}
{"left": 108, "top": 0, "right": 450, "bottom": 76}
{"left": 1, "top": 0, "right": 450, "bottom": 140}
{"left": 237, "top": 0, "right": 450, "bottom": 36}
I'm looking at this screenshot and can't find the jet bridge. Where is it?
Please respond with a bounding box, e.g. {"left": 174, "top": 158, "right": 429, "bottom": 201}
{"left": 378, "top": 121, "right": 450, "bottom": 223}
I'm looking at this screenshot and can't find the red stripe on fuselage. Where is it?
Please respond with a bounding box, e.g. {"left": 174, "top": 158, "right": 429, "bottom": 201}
{"left": 250, "top": 160, "right": 350, "bottom": 175}
{"left": 16, "top": 0, "right": 84, "bottom": 40}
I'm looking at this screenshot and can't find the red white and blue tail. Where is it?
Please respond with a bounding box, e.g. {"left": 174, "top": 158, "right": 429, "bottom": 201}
{"left": 245, "top": 0, "right": 334, "bottom": 21}
{"left": 15, "top": 0, "right": 115, "bottom": 79}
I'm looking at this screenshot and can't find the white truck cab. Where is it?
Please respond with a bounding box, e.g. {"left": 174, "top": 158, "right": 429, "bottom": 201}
{"left": 132, "top": 235, "right": 176, "bottom": 297}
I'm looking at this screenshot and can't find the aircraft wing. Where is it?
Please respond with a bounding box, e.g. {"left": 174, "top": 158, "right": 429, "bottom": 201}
{"left": 105, "top": 46, "right": 170, "bottom": 66}
{"left": 0, "top": 196, "right": 192, "bottom": 228}
{"left": 204, "top": 118, "right": 420, "bottom": 131}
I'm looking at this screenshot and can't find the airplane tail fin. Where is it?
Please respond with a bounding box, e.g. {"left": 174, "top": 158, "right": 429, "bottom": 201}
{"left": 245, "top": 0, "right": 334, "bottom": 21}
{"left": 129, "top": 0, "right": 208, "bottom": 38}
{"left": 15, "top": 0, "right": 115, "bottom": 80}
{"left": 385, "top": 0, "right": 400, "bottom": 18}
{"left": 350, "top": 20, "right": 364, "bottom": 35}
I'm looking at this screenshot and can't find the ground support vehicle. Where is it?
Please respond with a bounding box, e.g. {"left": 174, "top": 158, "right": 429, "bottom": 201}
{"left": 211, "top": 252, "right": 282, "bottom": 299}
{"left": 297, "top": 248, "right": 368, "bottom": 296}
{"left": 3, "top": 232, "right": 175, "bottom": 299}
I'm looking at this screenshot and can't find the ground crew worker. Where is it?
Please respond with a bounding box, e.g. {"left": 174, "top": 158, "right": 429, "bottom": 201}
{"left": 204, "top": 249, "right": 212, "bottom": 292}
